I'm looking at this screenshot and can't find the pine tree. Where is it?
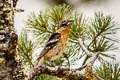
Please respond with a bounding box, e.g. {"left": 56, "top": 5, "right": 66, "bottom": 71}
{"left": 95, "top": 61, "right": 120, "bottom": 80}
{"left": 18, "top": 4, "right": 120, "bottom": 80}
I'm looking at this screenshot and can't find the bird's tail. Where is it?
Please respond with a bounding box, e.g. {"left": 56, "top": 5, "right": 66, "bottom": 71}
{"left": 37, "top": 57, "right": 46, "bottom": 66}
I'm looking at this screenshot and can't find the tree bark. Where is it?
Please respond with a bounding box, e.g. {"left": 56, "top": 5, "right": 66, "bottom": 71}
{"left": 28, "top": 51, "right": 103, "bottom": 80}
{"left": 0, "top": 0, "right": 24, "bottom": 80}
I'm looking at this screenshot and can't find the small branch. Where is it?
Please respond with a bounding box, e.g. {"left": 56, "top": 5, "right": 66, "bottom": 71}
{"left": 78, "top": 38, "right": 92, "bottom": 56}
{"left": 28, "top": 65, "right": 84, "bottom": 80}
{"left": 28, "top": 52, "right": 101, "bottom": 80}
{"left": 87, "top": 30, "right": 103, "bottom": 49}
{"left": 82, "top": 52, "right": 102, "bottom": 80}
{"left": 63, "top": 52, "right": 70, "bottom": 67}
{"left": 79, "top": 52, "right": 100, "bottom": 70}
{"left": 86, "top": 52, "right": 100, "bottom": 66}
{"left": 13, "top": 8, "right": 24, "bottom": 13}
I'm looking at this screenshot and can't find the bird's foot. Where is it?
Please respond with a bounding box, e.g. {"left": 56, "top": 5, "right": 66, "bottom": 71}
{"left": 48, "top": 61, "right": 56, "bottom": 67}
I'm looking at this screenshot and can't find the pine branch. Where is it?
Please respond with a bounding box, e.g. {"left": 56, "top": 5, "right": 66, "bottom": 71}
{"left": 18, "top": 31, "right": 35, "bottom": 67}
{"left": 87, "top": 30, "right": 103, "bottom": 49}
{"left": 28, "top": 65, "right": 83, "bottom": 80}
{"left": 82, "top": 12, "right": 118, "bottom": 65}
{"left": 28, "top": 51, "right": 102, "bottom": 80}
{"left": 18, "top": 44, "right": 34, "bottom": 67}
{"left": 22, "top": 4, "right": 119, "bottom": 80}
{"left": 95, "top": 61, "right": 120, "bottom": 80}
{"left": 78, "top": 38, "right": 92, "bottom": 56}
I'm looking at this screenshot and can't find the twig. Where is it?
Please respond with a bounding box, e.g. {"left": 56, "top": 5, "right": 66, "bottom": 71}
{"left": 86, "top": 52, "right": 100, "bottom": 66}
{"left": 28, "top": 65, "right": 84, "bottom": 80}
{"left": 18, "top": 44, "right": 34, "bottom": 67}
{"left": 28, "top": 52, "right": 102, "bottom": 80}
{"left": 13, "top": 8, "right": 24, "bottom": 13}
{"left": 78, "top": 38, "right": 92, "bottom": 56}
{"left": 63, "top": 52, "right": 71, "bottom": 67}
{"left": 87, "top": 30, "right": 103, "bottom": 49}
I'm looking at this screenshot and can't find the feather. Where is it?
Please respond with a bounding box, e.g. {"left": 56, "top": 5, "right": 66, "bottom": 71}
{"left": 37, "top": 33, "right": 61, "bottom": 62}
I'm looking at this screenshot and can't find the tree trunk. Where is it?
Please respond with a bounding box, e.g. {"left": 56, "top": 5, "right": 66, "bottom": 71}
{"left": 0, "top": 0, "right": 24, "bottom": 80}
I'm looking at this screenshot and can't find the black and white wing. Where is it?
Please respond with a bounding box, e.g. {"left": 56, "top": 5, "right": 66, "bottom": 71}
{"left": 37, "top": 33, "right": 61, "bottom": 61}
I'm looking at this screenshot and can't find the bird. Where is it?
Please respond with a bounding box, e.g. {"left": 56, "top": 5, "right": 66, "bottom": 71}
{"left": 37, "top": 19, "right": 74, "bottom": 66}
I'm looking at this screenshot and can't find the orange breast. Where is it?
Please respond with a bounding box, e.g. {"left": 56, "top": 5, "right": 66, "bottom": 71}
{"left": 44, "top": 26, "right": 70, "bottom": 61}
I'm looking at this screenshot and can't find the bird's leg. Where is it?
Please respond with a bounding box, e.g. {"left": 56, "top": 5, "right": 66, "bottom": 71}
{"left": 47, "top": 60, "right": 56, "bottom": 67}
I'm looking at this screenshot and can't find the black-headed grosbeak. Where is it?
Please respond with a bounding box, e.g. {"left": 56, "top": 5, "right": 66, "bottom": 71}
{"left": 37, "top": 20, "right": 74, "bottom": 65}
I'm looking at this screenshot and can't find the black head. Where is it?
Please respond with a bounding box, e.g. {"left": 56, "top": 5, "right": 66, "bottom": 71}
{"left": 58, "top": 20, "right": 74, "bottom": 29}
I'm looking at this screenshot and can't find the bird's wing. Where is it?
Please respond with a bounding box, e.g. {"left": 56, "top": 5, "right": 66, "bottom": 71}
{"left": 37, "top": 33, "right": 61, "bottom": 61}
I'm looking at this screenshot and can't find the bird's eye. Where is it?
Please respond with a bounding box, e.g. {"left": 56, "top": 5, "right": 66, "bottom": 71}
{"left": 61, "top": 23, "right": 67, "bottom": 27}
{"left": 58, "top": 20, "right": 73, "bottom": 29}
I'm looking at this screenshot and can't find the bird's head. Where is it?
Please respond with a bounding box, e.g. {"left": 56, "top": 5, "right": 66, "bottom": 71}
{"left": 58, "top": 19, "right": 74, "bottom": 29}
